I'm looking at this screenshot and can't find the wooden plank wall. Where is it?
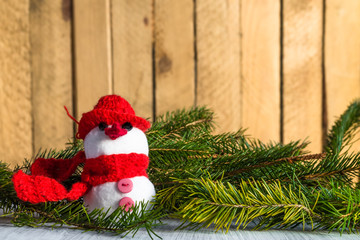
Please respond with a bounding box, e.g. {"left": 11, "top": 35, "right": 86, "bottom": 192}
{"left": 30, "top": 0, "right": 73, "bottom": 152}
{"left": 282, "top": 0, "right": 323, "bottom": 152}
{"left": 112, "top": 0, "right": 153, "bottom": 118}
{"left": 241, "top": 0, "right": 280, "bottom": 142}
{"left": 0, "top": 0, "right": 32, "bottom": 167}
{"left": 0, "top": 0, "right": 359, "bottom": 166}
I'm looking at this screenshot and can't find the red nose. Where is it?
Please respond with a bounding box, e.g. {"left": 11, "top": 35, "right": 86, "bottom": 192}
{"left": 104, "top": 122, "right": 127, "bottom": 140}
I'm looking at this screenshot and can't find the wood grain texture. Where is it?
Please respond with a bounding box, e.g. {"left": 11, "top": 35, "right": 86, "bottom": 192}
{"left": 325, "top": 0, "right": 360, "bottom": 139}
{"left": 283, "top": 0, "right": 323, "bottom": 152}
{"left": 112, "top": 0, "right": 153, "bottom": 119}
{"left": 241, "top": 0, "right": 280, "bottom": 142}
{"left": 0, "top": 0, "right": 32, "bottom": 166}
{"left": 196, "top": 0, "right": 241, "bottom": 133}
{"left": 155, "top": 0, "right": 195, "bottom": 115}
{"left": 0, "top": 218, "right": 359, "bottom": 240}
{"left": 73, "top": 0, "right": 112, "bottom": 117}
{"left": 30, "top": 0, "right": 73, "bottom": 151}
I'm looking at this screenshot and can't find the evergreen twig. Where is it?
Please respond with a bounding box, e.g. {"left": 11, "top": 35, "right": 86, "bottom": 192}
{"left": 2, "top": 100, "right": 360, "bottom": 237}
{"left": 226, "top": 153, "right": 326, "bottom": 177}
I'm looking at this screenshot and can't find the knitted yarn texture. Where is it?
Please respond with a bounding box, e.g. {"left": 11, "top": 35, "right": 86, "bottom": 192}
{"left": 12, "top": 95, "right": 153, "bottom": 206}
{"left": 77, "top": 95, "right": 150, "bottom": 139}
{"left": 12, "top": 152, "right": 150, "bottom": 204}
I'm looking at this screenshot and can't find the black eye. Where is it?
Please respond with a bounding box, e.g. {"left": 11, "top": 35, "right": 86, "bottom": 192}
{"left": 98, "top": 122, "right": 108, "bottom": 131}
{"left": 122, "top": 122, "right": 133, "bottom": 131}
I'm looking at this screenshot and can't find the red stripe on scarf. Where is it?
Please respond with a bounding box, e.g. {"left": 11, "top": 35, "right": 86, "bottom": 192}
{"left": 81, "top": 153, "right": 149, "bottom": 186}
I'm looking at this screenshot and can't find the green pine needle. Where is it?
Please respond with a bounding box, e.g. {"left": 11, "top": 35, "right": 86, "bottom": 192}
{"left": 326, "top": 100, "right": 360, "bottom": 155}
{"left": 2, "top": 100, "right": 360, "bottom": 237}
{"left": 156, "top": 176, "right": 315, "bottom": 232}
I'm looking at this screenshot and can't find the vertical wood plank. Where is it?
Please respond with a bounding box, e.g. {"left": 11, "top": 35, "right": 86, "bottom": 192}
{"left": 196, "top": 0, "right": 241, "bottom": 133}
{"left": 154, "top": 0, "right": 195, "bottom": 115}
{"left": 241, "top": 0, "right": 281, "bottom": 142}
{"left": 73, "top": 0, "right": 112, "bottom": 116}
{"left": 30, "top": 0, "right": 73, "bottom": 151}
{"left": 0, "top": 0, "right": 32, "bottom": 166}
{"left": 325, "top": 0, "right": 360, "bottom": 141}
{"left": 283, "top": 0, "right": 323, "bottom": 152}
{"left": 112, "top": 0, "right": 153, "bottom": 119}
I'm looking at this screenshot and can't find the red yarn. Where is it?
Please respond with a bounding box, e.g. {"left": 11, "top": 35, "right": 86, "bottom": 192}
{"left": 66, "top": 182, "right": 89, "bottom": 201}
{"left": 12, "top": 171, "right": 88, "bottom": 204}
{"left": 12, "top": 95, "right": 152, "bottom": 204}
{"left": 77, "top": 95, "right": 151, "bottom": 139}
{"left": 81, "top": 153, "right": 149, "bottom": 186}
{"left": 64, "top": 106, "right": 80, "bottom": 125}
{"left": 104, "top": 122, "right": 127, "bottom": 139}
{"left": 12, "top": 152, "right": 149, "bottom": 203}
{"left": 30, "top": 151, "right": 86, "bottom": 182}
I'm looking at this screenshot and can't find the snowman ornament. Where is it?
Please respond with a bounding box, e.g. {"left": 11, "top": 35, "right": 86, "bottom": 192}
{"left": 81, "top": 100, "right": 155, "bottom": 213}
{"left": 13, "top": 95, "right": 156, "bottom": 214}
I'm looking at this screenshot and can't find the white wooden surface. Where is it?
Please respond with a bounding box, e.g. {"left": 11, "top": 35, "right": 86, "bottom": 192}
{"left": 0, "top": 217, "right": 359, "bottom": 240}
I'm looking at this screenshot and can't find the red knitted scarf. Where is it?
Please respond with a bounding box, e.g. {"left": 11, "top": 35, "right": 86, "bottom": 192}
{"left": 81, "top": 153, "right": 149, "bottom": 186}
{"left": 12, "top": 152, "right": 149, "bottom": 204}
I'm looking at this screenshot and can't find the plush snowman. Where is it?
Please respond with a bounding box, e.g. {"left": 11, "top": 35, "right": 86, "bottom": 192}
{"left": 12, "top": 95, "right": 156, "bottom": 214}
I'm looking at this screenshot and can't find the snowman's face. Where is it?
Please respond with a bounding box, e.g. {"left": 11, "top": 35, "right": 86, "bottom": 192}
{"left": 83, "top": 122, "right": 149, "bottom": 159}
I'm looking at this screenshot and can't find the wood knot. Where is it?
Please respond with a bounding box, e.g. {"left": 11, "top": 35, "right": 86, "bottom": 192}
{"left": 143, "top": 17, "right": 149, "bottom": 26}
{"left": 62, "top": 0, "right": 72, "bottom": 21}
{"left": 158, "top": 54, "right": 172, "bottom": 74}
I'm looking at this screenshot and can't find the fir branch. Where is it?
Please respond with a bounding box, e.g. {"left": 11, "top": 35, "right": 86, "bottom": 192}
{"left": 289, "top": 152, "right": 360, "bottom": 185}
{"left": 326, "top": 100, "right": 360, "bottom": 155}
{"left": 147, "top": 106, "right": 214, "bottom": 142}
{"left": 157, "top": 176, "right": 360, "bottom": 234}
{"left": 158, "top": 176, "right": 315, "bottom": 232}
{"left": 3, "top": 101, "right": 360, "bottom": 236}
{"left": 304, "top": 166, "right": 360, "bottom": 181}
{"left": 9, "top": 201, "right": 164, "bottom": 238}
{"left": 203, "top": 200, "right": 312, "bottom": 214}
{"left": 0, "top": 145, "right": 164, "bottom": 238}
{"left": 209, "top": 140, "right": 309, "bottom": 182}
{"left": 313, "top": 181, "right": 360, "bottom": 233}
{"left": 225, "top": 153, "right": 326, "bottom": 177}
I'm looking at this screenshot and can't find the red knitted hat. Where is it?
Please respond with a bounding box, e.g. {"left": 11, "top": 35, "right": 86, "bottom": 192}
{"left": 77, "top": 95, "right": 151, "bottom": 139}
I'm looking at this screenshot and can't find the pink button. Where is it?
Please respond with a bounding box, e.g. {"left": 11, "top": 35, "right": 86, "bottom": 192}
{"left": 119, "top": 197, "right": 134, "bottom": 211}
{"left": 117, "top": 178, "right": 133, "bottom": 193}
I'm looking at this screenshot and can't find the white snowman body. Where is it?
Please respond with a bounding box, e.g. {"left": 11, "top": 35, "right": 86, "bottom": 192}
{"left": 83, "top": 126, "right": 155, "bottom": 214}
